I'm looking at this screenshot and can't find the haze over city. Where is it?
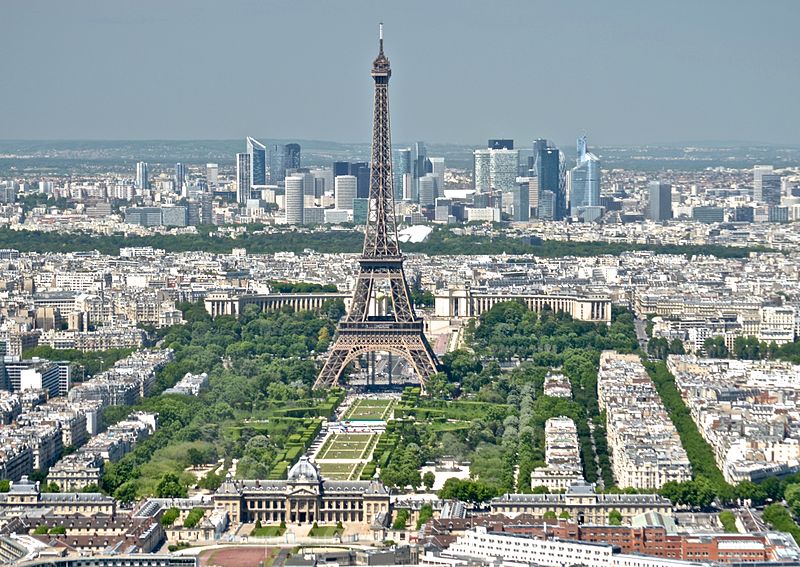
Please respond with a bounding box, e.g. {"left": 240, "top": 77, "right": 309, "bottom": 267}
{"left": 3, "top": 0, "right": 799, "bottom": 145}
{"left": 3, "top": 3, "right": 800, "bottom": 567}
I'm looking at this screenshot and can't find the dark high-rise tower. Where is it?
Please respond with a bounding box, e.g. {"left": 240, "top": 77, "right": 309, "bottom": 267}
{"left": 351, "top": 162, "right": 371, "bottom": 199}
{"left": 268, "top": 144, "right": 284, "bottom": 183}
{"left": 283, "top": 143, "right": 301, "bottom": 172}
{"left": 315, "top": 25, "right": 439, "bottom": 390}
{"left": 535, "top": 146, "right": 562, "bottom": 219}
{"left": 489, "top": 139, "right": 514, "bottom": 150}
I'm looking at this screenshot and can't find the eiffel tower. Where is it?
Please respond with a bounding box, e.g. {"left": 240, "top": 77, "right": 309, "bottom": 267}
{"left": 314, "top": 25, "right": 439, "bottom": 390}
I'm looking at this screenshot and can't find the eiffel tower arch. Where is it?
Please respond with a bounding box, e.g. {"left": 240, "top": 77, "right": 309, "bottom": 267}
{"left": 314, "top": 25, "right": 439, "bottom": 391}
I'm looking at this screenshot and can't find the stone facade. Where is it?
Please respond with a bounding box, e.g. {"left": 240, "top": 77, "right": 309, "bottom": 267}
{"left": 213, "top": 456, "right": 390, "bottom": 527}
{"left": 490, "top": 481, "right": 672, "bottom": 525}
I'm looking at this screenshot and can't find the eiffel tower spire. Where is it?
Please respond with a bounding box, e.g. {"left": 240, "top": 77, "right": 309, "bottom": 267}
{"left": 314, "top": 25, "right": 439, "bottom": 391}
{"left": 363, "top": 22, "right": 397, "bottom": 258}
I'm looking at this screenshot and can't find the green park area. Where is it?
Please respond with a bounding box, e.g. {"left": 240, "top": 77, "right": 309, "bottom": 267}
{"left": 90, "top": 297, "right": 642, "bottom": 502}
{"left": 316, "top": 462, "right": 364, "bottom": 481}
{"left": 344, "top": 399, "right": 396, "bottom": 421}
{"left": 97, "top": 299, "right": 346, "bottom": 501}
{"left": 317, "top": 433, "right": 379, "bottom": 460}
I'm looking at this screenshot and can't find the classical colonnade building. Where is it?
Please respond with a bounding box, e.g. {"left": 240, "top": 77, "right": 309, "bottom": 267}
{"left": 204, "top": 291, "right": 350, "bottom": 318}
{"left": 434, "top": 286, "right": 612, "bottom": 322}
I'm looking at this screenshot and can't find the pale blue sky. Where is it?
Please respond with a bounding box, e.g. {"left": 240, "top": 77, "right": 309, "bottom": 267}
{"left": 2, "top": 0, "right": 798, "bottom": 145}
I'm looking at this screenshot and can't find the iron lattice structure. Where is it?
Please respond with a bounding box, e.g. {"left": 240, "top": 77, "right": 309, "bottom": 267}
{"left": 314, "top": 27, "right": 439, "bottom": 390}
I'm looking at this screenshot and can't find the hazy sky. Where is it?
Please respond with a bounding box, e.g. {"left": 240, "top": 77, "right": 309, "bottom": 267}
{"left": 3, "top": 0, "right": 799, "bottom": 146}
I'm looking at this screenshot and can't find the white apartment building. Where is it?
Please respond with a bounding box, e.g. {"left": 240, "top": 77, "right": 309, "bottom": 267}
{"left": 424, "top": 526, "right": 709, "bottom": 567}
{"left": 530, "top": 416, "right": 584, "bottom": 491}
{"left": 598, "top": 351, "right": 692, "bottom": 489}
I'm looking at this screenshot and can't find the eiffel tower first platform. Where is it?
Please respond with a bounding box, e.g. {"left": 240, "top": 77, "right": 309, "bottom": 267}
{"left": 314, "top": 25, "right": 439, "bottom": 391}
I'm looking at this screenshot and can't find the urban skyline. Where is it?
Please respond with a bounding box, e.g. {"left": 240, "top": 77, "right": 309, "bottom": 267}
{"left": 2, "top": 6, "right": 800, "bottom": 567}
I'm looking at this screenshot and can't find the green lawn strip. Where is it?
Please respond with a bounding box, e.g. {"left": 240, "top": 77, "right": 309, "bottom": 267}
{"left": 308, "top": 524, "right": 343, "bottom": 537}
{"left": 351, "top": 462, "right": 366, "bottom": 480}
{"left": 317, "top": 463, "right": 357, "bottom": 479}
{"left": 345, "top": 400, "right": 394, "bottom": 420}
{"left": 718, "top": 511, "right": 738, "bottom": 533}
{"left": 251, "top": 525, "right": 286, "bottom": 537}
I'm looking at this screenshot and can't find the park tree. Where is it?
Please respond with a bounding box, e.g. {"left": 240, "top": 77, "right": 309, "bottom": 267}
{"left": 425, "top": 372, "right": 455, "bottom": 400}
{"left": 733, "top": 481, "right": 767, "bottom": 506}
{"left": 156, "top": 473, "right": 187, "bottom": 498}
{"left": 438, "top": 478, "right": 499, "bottom": 503}
{"left": 704, "top": 337, "right": 729, "bottom": 358}
{"left": 422, "top": 471, "right": 435, "bottom": 491}
{"left": 187, "top": 447, "right": 207, "bottom": 467}
{"left": 784, "top": 483, "right": 800, "bottom": 517}
{"left": 114, "top": 482, "right": 138, "bottom": 503}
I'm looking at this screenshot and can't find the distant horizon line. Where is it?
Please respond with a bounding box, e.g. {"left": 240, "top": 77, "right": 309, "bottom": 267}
{"left": 0, "top": 138, "right": 798, "bottom": 150}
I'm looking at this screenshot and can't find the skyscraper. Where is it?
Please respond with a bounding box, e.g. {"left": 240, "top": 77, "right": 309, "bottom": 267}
{"left": 488, "top": 139, "right": 514, "bottom": 150}
{"left": 531, "top": 138, "right": 548, "bottom": 175}
{"left": 284, "top": 174, "right": 305, "bottom": 225}
{"left": 332, "top": 161, "right": 371, "bottom": 199}
{"left": 576, "top": 135, "right": 587, "bottom": 162}
{"left": 335, "top": 175, "right": 357, "bottom": 210}
{"left": 174, "top": 163, "right": 186, "bottom": 193}
{"left": 648, "top": 181, "right": 673, "bottom": 222}
{"left": 512, "top": 182, "right": 530, "bottom": 221}
{"left": 268, "top": 144, "right": 284, "bottom": 183}
{"left": 395, "top": 148, "right": 412, "bottom": 200}
{"left": 135, "top": 162, "right": 149, "bottom": 190}
{"left": 351, "top": 162, "right": 370, "bottom": 199}
{"left": 537, "top": 147, "right": 560, "bottom": 212}
{"left": 569, "top": 136, "right": 601, "bottom": 219}
{"left": 412, "top": 142, "right": 431, "bottom": 202}
{"left": 301, "top": 171, "right": 316, "bottom": 205}
{"left": 413, "top": 141, "right": 428, "bottom": 181}
{"left": 473, "top": 149, "right": 491, "bottom": 193}
{"left": 284, "top": 143, "right": 301, "bottom": 173}
{"left": 236, "top": 153, "right": 251, "bottom": 205}
{"left": 753, "top": 166, "right": 781, "bottom": 205}
{"left": 206, "top": 163, "right": 218, "bottom": 189}
{"left": 246, "top": 137, "right": 267, "bottom": 187}
{"left": 333, "top": 161, "right": 351, "bottom": 180}
{"left": 473, "top": 143, "right": 519, "bottom": 199}
{"left": 489, "top": 148, "right": 519, "bottom": 194}
{"left": 429, "top": 157, "right": 445, "bottom": 196}
{"left": 418, "top": 174, "right": 436, "bottom": 207}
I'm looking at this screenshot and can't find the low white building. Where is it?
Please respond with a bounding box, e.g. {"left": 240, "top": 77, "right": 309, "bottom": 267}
{"left": 423, "top": 526, "right": 711, "bottom": 567}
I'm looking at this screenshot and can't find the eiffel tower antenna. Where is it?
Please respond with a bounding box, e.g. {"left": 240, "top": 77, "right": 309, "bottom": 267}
{"left": 314, "top": 25, "right": 439, "bottom": 391}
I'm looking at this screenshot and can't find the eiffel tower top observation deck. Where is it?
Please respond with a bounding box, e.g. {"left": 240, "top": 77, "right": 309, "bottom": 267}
{"left": 362, "top": 22, "right": 400, "bottom": 260}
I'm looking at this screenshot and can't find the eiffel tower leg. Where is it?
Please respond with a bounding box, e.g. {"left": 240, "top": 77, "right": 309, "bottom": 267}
{"left": 315, "top": 343, "right": 354, "bottom": 389}
{"left": 315, "top": 331, "right": 438, "bottom": 392}
{"left": 401, "top": 335, "right": 439, "bottom": 389}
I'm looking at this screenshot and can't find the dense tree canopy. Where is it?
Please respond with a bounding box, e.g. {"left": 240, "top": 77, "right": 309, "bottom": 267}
{"left": 100, "top": 301, "right": 341, "bottom": 499}
{"left": 0, "top": 226, "right": 761, "bottom": 258}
